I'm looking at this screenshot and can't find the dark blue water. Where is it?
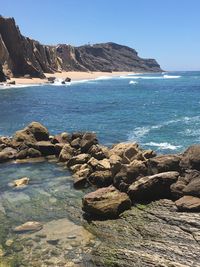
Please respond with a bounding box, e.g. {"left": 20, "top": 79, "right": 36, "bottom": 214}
{"left": 0, "top": 71, "right": 200, "bottom": 153}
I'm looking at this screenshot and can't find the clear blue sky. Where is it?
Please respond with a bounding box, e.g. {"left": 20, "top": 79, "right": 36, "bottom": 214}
{"left": 1, "top": 0, "right": 200, "bottom": 71}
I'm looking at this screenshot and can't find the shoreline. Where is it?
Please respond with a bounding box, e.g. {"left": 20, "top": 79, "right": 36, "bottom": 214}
{"left": 4, "top": 71, "right": 140, "bottom": 86}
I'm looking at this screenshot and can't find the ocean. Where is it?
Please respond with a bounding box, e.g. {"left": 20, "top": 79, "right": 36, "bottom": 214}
{"left": 0, "top": 71, "right": 200, "bottom": 265}
{"left": 0, "top": 71, "right": 200, "bottom": 154}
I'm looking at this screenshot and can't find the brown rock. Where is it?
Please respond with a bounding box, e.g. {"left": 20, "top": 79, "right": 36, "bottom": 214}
{"left": 13, "top": 221, "right": 43, "bottom": 233}
{"left": 175, "top": 196, "right": 200, "bottom": 211}
{"left": 33, "top": 141, "right": 55, "bottom": 155}
{"left": 171, "top": 170, "right": 200, "bottom": 198}
{"left": 27, "top": 122, "right": 49, "bottom": 141}
{"left": 80, "top": 132, "right": 98, "bottom": 152}
{"left": 59, "top": 143, "right": 74, "bottom": 162}
{"left": 88, "top": 170, "right": 113, "bottom": 187}
{"left": 12, "top": 177, "right": 29, "bottom": 187}
{"left": 67, "top": 153, "right": 91, "bottom": 168}
{"left": 128, "top": 171, "right": 179, "bottom": 201}
{"left": 82, "top": 186, "right": 131, "bottom": 218}
{"left": 148, "top": 154, "right": 181, "bottom": 174}
{"left": 88, "top": 144, "right": 107, "bottom": 160}
{"left": 0, "top": 147, "right": 17, "bottom": 162}
{"left": 180, "top": 145, "right": 200, "bottom": 170}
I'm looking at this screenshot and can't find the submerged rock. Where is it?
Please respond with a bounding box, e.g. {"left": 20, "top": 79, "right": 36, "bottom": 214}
{"left": 12, "top": 177, "right": 29, "bottom": 188}
{"left": 82, "top": 186, "right": 131, "bottom": 218}
{"left": 13, "top": 221, "right": 43, "bottom": 233}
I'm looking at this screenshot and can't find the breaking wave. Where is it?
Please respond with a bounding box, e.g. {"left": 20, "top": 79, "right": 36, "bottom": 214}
{"left": 129, "top": 80, "right": 138, "bottom": 85}
{"left": 144, "top": 142, "right": 181, "bottom": 150}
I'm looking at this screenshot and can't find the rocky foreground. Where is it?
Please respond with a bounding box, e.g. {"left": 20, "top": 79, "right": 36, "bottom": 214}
{"left": 0, "top": 16, "right": 162, "bottom": 81}
{"left": 1, "top": 122, "right": 200, "bottom": 266}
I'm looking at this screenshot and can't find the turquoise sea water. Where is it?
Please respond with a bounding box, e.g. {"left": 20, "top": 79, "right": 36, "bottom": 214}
{"left": 0, "top": 71, "right": 200, "bottom": 154}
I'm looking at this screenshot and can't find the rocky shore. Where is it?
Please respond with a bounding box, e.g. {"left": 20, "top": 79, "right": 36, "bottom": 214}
{"left": 1, "top": 122, "right": 200, "bottom": 266}
{"left": 1, "top": 121, "right": 200, "bottom": 216}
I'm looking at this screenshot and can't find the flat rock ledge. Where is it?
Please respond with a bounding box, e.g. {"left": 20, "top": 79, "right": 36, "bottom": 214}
{"left": 1, "top": 122, "right": 200, "bottom": 219}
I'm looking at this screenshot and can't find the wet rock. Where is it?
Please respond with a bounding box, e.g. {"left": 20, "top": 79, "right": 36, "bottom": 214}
{"left": 59, "top": 143, "right": 74, "bottom": 162}
{"left": 82, "top": 186, "right": 131, "bottom": 218}
{"left": 67, "top": 153, "right": 91, "bottom": 168}
{"left": 65, "top": 77, "right": 71, "bottom": 82}
{"left": 175, "top": 195, "right": 200, "bottom": 211}
{"left": 148, "top": 154, "right": 181, "bottom": 174}
{"left": 13, "top": 221, "right": 43, "bottom": 233}
{"left": 180, "top": 145, "right": 200, "bottom": 170}
{"left": 47, "top": 239, "right": 59, "bottom": 245}
{"left": 171, "top": 170, "right": 200, "bottom": 198}
{"left": 12, "top": 177, "right": 29, "bottom": 187}
{"left": 88, "top": 157, "right": 111, "bottom": 172}
{"left": 47, "top": 76, "right": 56, "bottom": 82}
{"left": 128, "top": 171, "right": 179, "bottom": 201}
{"left": 33, "top": 141, "right": 55, "bottom": 155}
{"left": 88, "top": 170, "right": 113, "bottom": 187}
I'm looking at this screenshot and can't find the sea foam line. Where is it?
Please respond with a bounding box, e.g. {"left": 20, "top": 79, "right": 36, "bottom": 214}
{"left": 143, "top": 142, "right": 181, "bottom": 150}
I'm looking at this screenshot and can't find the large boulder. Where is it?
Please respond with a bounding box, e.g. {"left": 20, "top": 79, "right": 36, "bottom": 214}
{"left": 0, "top": 147, "right": 17, "bottom": 162}
{"left": 67, "top": 153, "right": 91, "bottom": 168}
{"left": 128, "top": 171, "right": 179, "bottom": 201}
{"left": 113, "top": 160, "right": 147, "bottom": 192}
{"left": 171, "top": 170, "right": 200, "bottom": 198}
{"left": 148, "top": 155, "right": 181, "bottom": 174}
{"left": 32, "top": 141, "right": 55, "bottom": 155}
{"left": 80, "top": 132, "right": 98, "bottom": 153}
{"left": 27, "top": 122, "right": 49, "bottom": 141}
{"left": 14, "top": 128, "right": 36, "bottom": 143}
{"left": 59, "top": 144, "right": 75, "bottom": 162}
{"left": 109, "top": 143, "right": 140, "bottom": 164}
{"left": 175, "top": 195, "right": 200, "bottom": 211}
{"left": 13, "top": 122, "right": 49, "bottom": 144}
{"left": 88, "top": 144, "right": 108, "bottom": 160}
{"left": 82, "top": 186, "right": 131, "bottom": 218}
{"left": 73, "top": 166, "right": 91, "bottom": 188}
{"left": 180, "top": 145, "right": 200, "bottom": 170}
{"left": 88, "top": 170, "right": 113, "bottom": 187}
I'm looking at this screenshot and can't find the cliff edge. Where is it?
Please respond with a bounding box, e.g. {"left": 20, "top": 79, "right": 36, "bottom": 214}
{"left": 0, "top": 16, "right": 162, "bottom": 81}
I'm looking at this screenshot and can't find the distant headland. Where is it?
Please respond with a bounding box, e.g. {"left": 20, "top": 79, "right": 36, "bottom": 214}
{"left": 0, "top": 16, "right": 162, "bottom": 82}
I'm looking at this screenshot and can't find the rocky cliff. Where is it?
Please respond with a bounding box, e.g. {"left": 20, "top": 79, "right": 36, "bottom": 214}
{"left": 0, "top": 16, "right": 162, "bottom": 81}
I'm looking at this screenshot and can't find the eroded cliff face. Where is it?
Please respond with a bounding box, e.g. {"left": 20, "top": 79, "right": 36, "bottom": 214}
{"left": 0, "top": 16, "right": 162, "bottom": 79}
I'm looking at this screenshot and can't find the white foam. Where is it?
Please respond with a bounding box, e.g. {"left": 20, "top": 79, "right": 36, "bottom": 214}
{"left": 163, "top": 75, "right": 181, "bottom": 79}
{"left": 144, "top": 142, "right": 181, "bottom": 150}
{"left": 95, "top": 76, "right": 114, "bottom": 80}
{"left": 129, "top": 80, "right": 138, "bottom": 85}
{"left": 0, "top": 83, "right": 42, "bottom": 90}
{"left": 120, "top": 75, "right": 181, "bottom": 80}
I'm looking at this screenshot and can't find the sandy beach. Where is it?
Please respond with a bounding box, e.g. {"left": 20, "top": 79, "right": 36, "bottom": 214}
{"left": 7, "top": 71, "right": 137, "bottom": 86}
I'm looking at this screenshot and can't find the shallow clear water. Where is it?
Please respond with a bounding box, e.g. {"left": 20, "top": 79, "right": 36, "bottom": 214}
{"left": 1, "top": 71, "right": 200, "bottom": 153}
